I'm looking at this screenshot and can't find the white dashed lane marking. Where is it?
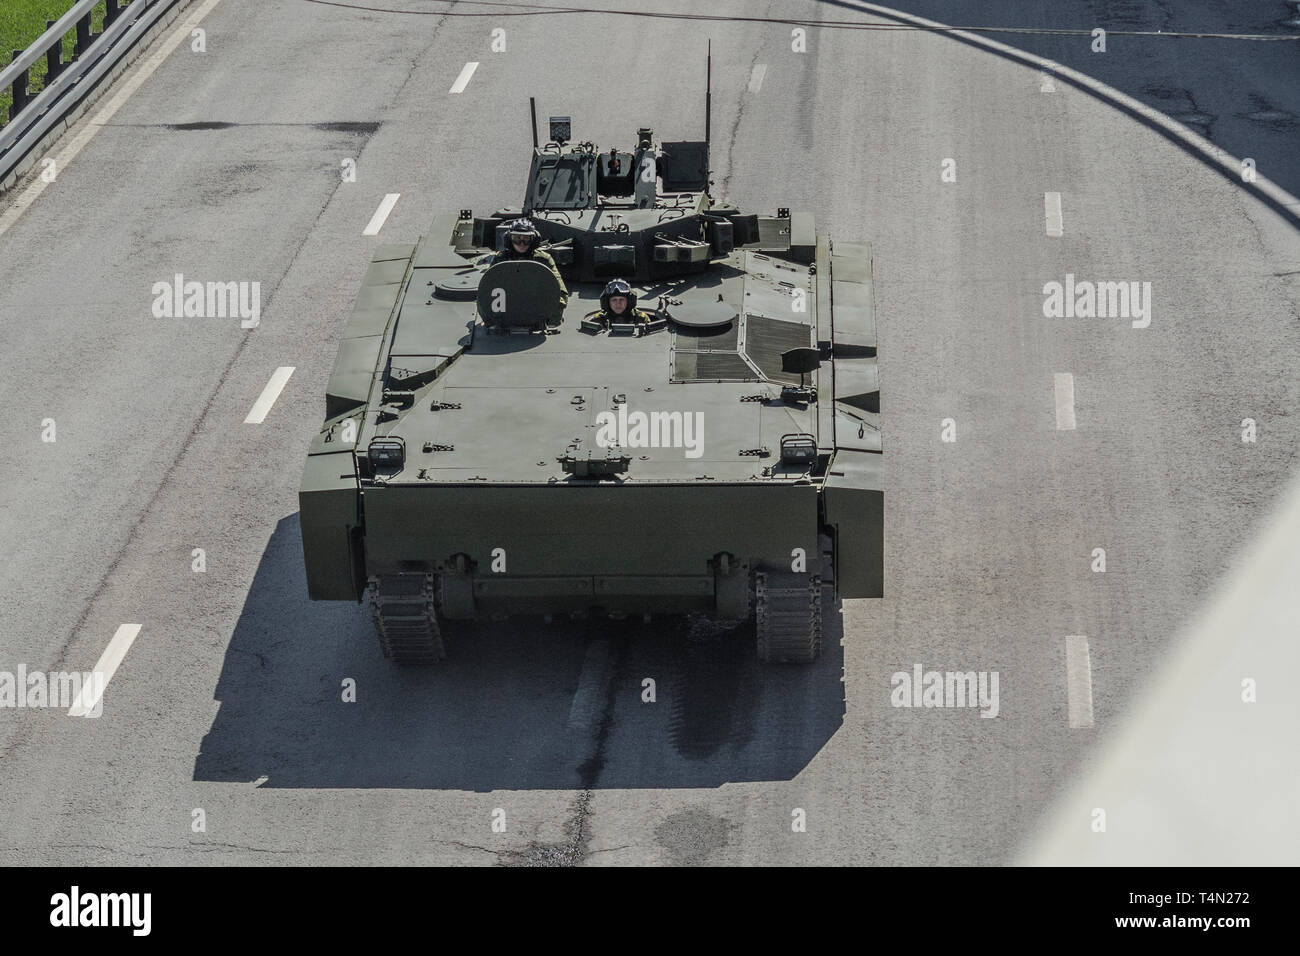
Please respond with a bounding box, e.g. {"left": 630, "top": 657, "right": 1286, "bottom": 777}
{"left": 748, "top": 64, "right": 767, "bottom": 93}
{"left": 1054, "top": 373, "right": 1076, "bottom": 430}
{"left": 1044, "top": 191, "right": 1064, "bottom": 237}
{"left": 244, "top": 367, "right": 295, "bottom": 424}
{"left": 363, "top": 193, "right": 400, "bottom": 236}
{"left": 449, "top": 61, "right": 479, "bottom": 94}
{"left": 68, "top": 624, "right": 141, "bottom": 717}
{"left": 1065, "top": 635, "right": 1095, "bottom": 729}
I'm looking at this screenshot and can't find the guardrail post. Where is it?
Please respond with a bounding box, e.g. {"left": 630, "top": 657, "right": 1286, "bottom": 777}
{"left": 74, "top": 13, "right": 92, "bottom": 59}
{"left": 45, "top": 21, "right": 64, "bottom": 83}
{"left": 106, "top": 1, "right": 121, "bottom": 27}
{"left": 9, "top": 51, "right": 30, "bottom": 123}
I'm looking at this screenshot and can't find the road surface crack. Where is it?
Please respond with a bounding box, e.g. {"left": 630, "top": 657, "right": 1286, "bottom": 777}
{"left": 505, "top": 637, "right": 626, "bottom": 866}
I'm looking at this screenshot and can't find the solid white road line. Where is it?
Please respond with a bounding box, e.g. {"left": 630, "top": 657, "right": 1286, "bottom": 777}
{"left": 449, "top": 61, "right": 479, "bottom": 94}
{"left": 567, "top": 640, "right": 613, "bottom": 732}
{"left": 1065, "top": 635, "right": 1095, "bottom": 729}
{"left": 363, "top": 193, "right": 400, "bottom": 236}
{"left": 68, "top": 624, "right": 142, "bottom": 717}
{"left": 1044, "top": 191, "right": 1063, "bottom": 237}
{"left": 748, "top": 64, "right": 767, "bottom": 94}
{"left": 244, "top": 366, "right": 295, "bottom": 424}
{"left": 1054, "top": 373, "right": 1076, "bottom": 430}
{"left": 0, "top": 0, "right": 226, "bottom": 240}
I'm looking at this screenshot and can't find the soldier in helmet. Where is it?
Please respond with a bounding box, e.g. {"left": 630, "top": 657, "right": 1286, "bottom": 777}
{"left": 595, "top": 279, "right": 650, "bottom": 329}
{"left": 493, "top": 218, "right": 568, "bottom": 308}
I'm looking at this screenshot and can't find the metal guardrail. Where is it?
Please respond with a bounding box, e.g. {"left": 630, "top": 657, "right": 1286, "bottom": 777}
{"left": 1, "top": 1, "right": 125, "bottom": 124}
{"left": 1, "top": 0, "right": 181, "bottom": 188}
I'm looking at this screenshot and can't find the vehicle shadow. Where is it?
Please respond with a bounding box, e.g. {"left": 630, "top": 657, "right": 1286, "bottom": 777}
{"left": 193, "top": 514, "right": 845, "bottom": 790}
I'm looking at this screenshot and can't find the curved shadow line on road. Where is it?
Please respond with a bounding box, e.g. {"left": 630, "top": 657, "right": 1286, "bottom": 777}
{"left": 822, "top": 0, "right": 1300, "bottom": 233}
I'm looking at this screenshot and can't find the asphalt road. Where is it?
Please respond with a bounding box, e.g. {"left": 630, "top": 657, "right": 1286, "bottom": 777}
{"left": 0, "top": 0, "right": 1296, "bottom": 865}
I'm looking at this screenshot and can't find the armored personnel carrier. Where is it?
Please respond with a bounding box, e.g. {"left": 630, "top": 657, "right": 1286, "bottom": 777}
{"left": 299, "top": 112, "right": 883, "bottom": 663}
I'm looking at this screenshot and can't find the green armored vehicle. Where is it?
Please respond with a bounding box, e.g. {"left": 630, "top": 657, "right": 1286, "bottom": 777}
{"left": 299, "top": 113, "right": 883, "bottom": 663}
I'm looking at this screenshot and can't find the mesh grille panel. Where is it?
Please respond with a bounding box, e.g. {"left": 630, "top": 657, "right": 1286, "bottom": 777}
{"left": 744, "top": 313, "right": 813, "bottom": 384}
{"left": 672, "top": 351, "right": 756, "bottom": 382}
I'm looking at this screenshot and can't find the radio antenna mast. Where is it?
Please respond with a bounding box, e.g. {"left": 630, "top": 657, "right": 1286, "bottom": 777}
{"left": 705, "top": 41, "right": 713, "bottom": 199}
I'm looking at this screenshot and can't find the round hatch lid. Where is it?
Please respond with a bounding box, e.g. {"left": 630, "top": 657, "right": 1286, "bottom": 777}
{"left": 434, "top": 269, "right": 484, "bottom": 300}
{"left": 666, "top": 299, "right": 736, "bottom": 329}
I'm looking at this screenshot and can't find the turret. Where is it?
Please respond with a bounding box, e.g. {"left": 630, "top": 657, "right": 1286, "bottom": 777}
{"left": 462, "top": 115, "right": 757, "bottom": 285}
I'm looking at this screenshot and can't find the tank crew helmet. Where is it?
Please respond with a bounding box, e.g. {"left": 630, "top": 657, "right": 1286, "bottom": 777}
{"left": 505, "top": 217, "right": 540, "bottom": 252}
{"left": 600, "top": 278, "right": 637, "bottom": 315}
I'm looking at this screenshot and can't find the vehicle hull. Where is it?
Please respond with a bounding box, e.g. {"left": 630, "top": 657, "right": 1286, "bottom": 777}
{"left": 362, "top": 481, "right": 821, "bottom": 618}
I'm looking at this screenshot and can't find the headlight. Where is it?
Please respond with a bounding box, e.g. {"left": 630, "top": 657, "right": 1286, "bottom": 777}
{"left": 779, "top": 433, "right": 817, "bottom": 466}
{"left": 368, "top": 438, "right": 405, "bottom": 468}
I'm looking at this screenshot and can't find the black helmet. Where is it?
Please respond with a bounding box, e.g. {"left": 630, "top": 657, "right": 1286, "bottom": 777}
{"left": 505, "top": 217, "right": 540, "bottom": 252}
{"left": 600, "top": 279, "right": 637, "bottom": 315}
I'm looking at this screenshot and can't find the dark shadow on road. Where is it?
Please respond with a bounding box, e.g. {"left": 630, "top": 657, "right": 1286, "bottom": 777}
{"left": 194, "top": 514, "right": 845, "bottom": 789}
{"left": 818, "top": 0, "right": 1300, "bottom": 229}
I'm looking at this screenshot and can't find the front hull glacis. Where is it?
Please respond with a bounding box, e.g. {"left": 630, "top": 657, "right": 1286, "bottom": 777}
{"left": 300, "top": 469, "right": 882, "bottom": 614}
{"left": 368, "top": 481, "right": 819, "bottom": 618}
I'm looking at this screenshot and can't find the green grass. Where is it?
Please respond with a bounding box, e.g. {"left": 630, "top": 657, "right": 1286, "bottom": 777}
{"left": 0, "top": 1, "right": 129, "bottom": 127}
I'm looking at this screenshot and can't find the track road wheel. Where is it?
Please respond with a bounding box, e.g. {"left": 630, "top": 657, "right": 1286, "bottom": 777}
{"left": 369, "top": 573, "right": 446, "bottom": 662}
{"left": 755, "top": 571, "right": 822, "bottom": 663}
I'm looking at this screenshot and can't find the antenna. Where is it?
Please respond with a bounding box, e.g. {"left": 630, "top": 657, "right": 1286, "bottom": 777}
{"left": 705, "top": 41, "right": 712, "bottom": 199}
{"left": 529, "top": 96, "right": 539, "bottom": 149}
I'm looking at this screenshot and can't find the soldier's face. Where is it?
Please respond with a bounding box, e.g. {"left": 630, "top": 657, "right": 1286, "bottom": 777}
{"left": 609, "top": 295, "right": 628, "bottom": 314}
{"left": 511, "top": 235, "right": 530, "bottom": 250}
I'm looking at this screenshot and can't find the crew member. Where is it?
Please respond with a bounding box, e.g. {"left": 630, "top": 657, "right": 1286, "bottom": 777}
{"left": 493, "top": 218, "right": 568, "bottom": 308}
{"left": 595, "top": 279, "right": 650, "bottom": 328}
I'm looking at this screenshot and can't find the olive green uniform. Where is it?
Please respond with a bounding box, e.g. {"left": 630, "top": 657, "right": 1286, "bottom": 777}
{"left": 596, "top": 307, "right": 651, "bottom": 324}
